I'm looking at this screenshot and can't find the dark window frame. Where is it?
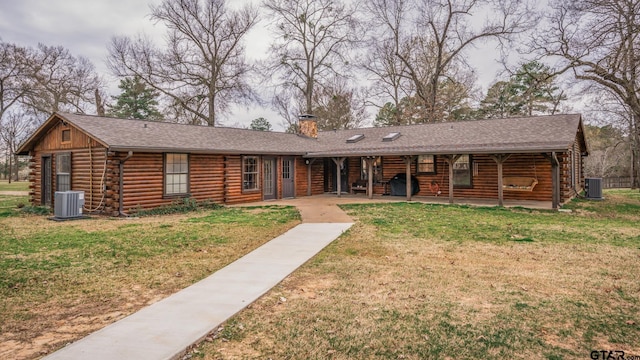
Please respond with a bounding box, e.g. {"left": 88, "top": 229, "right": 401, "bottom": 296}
{"left": 417, "top": 154, "right": 437, "bottom": 175}
{"left": 453, "top": 154, "right": 473, "bottom": 188}
{"left": 61, "top": 129, "right": 71, "bottom": 143}
{"left": 242, "top": 156, "right": 260, "bottom": 192}
{"left": 56, "top": 152, "right": 71, "bottom": 192}
{"left": 164, "top": 153, "right": 190, "bottom": 197}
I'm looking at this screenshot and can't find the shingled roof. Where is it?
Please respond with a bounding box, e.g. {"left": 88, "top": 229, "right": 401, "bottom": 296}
{"left": 18, "top": 112, "right": 586, "bottom": 156}
{"left": 18, "top": 112, "right": 318, "bottom": 155}
{"left": 308, "top": 114, "right": 587, "bottom": 157}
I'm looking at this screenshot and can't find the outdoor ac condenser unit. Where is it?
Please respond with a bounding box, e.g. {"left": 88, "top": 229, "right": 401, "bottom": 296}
{"left": 584, "top": 178, "right": 603, "bottom": 200}
{"left": 54, "top": 191, "right": 85, "bottom": 218}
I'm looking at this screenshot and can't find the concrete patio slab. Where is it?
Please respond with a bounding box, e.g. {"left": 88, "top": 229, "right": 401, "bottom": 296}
{"left": 42, "top": 222, "right": 353, "bottom": 360}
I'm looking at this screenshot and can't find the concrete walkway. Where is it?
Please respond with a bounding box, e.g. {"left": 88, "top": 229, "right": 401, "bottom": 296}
{"left": 43, "top": 222, "right": 353, "bottom": 360}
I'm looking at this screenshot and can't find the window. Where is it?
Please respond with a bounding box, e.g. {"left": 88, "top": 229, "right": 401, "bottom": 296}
{"left": 361, "top": 157, "right": 382, "bottom": 183}
{"left": 417, "top": 155, "right": 436, "bottom": 174}
{"left": 243, "top": 156, "right": 259, "bottom": 191}
{"left": 61, "top": 129, "right": 71, "bottom": 143}
{"left": 453, "top": 155, "right": 472, "bottom": 187}
{"left": 165, "top": 153, "right": 189, "bottom": 195}
{"left": 56, "top": 153, "right": 71, "bottom": 191}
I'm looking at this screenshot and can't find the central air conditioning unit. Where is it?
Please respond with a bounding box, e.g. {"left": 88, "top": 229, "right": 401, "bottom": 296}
{"left": 54, "top": 191, "right": 85, "bottom": 219}
{"left": 584, "top": 178, "right": 603, "bottom": 200}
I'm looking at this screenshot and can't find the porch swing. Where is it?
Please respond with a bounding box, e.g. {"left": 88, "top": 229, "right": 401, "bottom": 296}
{"left": 502, "top": 154, "right": 539, "bottom": 192}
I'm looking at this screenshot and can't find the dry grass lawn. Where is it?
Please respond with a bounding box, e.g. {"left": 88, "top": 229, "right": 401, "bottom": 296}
{"left": 195, "top": 190, "right": 640, "bottom": 360}
{"left": 0, "top": 204, "right": 300, "bottom": 359}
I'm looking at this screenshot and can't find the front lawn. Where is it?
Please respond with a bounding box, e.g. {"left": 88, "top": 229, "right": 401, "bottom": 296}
{"left": 196, "top": 190, "right": 640, "bottom": 359}
{"left": 0, "top": 203, "right": 300, "bottom": 359}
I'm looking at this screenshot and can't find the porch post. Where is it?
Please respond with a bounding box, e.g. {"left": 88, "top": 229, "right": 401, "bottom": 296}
{"left": 306, "top": 158, "right": 316, "bottom": 196}
{"left": 443, "top": 155, "right": 461, "bottom": 204}
{"left": 551, "top": 152, "right": 560, "bottom": 210}
{"left": 332, "top": 157, "right": 346, "bottom": 197}
{"left": 490, "top": 154, "right": 512, "bottom": 207}
{"left": 365, "top": 157, "right": 376, "bottom": 199}
{"left": 402, "top": 156, "right": 414, "bottom": 201}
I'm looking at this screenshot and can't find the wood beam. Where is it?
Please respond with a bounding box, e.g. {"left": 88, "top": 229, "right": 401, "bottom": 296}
{"left": 365, "top": 157, "right": 376, "bottom": 199}
{"left": 332, "top": 157, "right": 346, "bottom": 198}
{"left": 490, "top": 154, "right": 512, "bottom": 207}
{"left": 402, "top": 156, "right": 414, "bottom": 201}
{"left": 305, "top": 158, "right": 317, "bottom": 196}
{"left": 443, "top": 155, "right": 462, "bottom": 204}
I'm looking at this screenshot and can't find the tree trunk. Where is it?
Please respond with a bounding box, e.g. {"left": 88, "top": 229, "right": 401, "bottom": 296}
{"left": 7, "top": 149, "right": 12, "bottom": 184}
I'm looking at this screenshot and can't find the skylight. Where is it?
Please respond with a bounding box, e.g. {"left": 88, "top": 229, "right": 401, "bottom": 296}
{"left": 382, "top": 132, "right": 401, "bottom": 142}
{"left": 346, "top": 134, "right": 365, "bottom": 143}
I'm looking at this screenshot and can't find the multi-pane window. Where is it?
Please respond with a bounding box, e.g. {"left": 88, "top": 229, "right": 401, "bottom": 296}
{"left": 165, "top": 153, "right": 189, "bottom": 195}
{"left": 361, "top": 157, "right": 382, "bottom": 182}
{"left": 417, "top": 155, "right": 436, "bottom": 174}
{"left": 453, "top": 155, "right": 472, "bottom": 187}
{"left": 56, "top": 153, "right": 71, "bottom": 191}
{"left": 243, "top": 156, "right": 259, "bottom": 191}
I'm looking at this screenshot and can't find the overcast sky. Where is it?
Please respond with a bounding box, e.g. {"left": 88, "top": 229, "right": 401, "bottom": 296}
{"left": 0, "top": 0, "right": 509, "bottom": 129}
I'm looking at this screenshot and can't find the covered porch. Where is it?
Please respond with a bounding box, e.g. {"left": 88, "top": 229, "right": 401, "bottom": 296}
{"left": 302, "top": 152, "right": 563, "bottom": 210}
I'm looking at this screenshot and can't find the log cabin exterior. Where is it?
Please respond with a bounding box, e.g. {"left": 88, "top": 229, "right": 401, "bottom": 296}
{"left": 18, "top": 112, "right": 588, "bottom": 215}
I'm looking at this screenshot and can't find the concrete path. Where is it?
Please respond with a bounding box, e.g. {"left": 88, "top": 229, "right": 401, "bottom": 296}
{"left": 43, "top": 222, "right": 353, "bottom": 360}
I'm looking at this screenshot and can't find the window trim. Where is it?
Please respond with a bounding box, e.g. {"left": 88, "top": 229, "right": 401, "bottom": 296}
{"left": 56, "top": 152, "right": 71, "bottom": 192}
{"left": 242, "top": 156, "right": 260, "bottom": 193}
{"left": 417, "top": 154, "right": 437, "bottom": 175}
{"left": 61, "top": 129, "right": 71, "bottom": 143}
{"left": 453, "top": 154, "right": 473, "bottom": 188}
{"left": 163, "top": 153, "right": 190, "bottom": 197}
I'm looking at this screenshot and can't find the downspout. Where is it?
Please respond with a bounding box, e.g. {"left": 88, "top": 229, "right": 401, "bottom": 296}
{"left": 119, "top": 151, "right": 134, "bottom": 216}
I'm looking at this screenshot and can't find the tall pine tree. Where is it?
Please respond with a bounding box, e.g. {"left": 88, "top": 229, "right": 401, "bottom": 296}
{"left": 108, "top": 76, "right": 162, "bottom": 120}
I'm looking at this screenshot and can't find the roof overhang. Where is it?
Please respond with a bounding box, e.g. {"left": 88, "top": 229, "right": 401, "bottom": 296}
{"left": 108, "top": 146, "right": 307, "bottom": 156}
{"left": 303, "top": 144, "right": 572, "bottom": 158}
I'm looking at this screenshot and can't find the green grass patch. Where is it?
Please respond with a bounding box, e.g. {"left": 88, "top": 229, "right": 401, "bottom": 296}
{"left": 0, "top": 195, "right": 29, "bottom": 217}
{"left": 0, "top": 180, "right": 29, "bottom": 192}
{"left": 196, "top": 191, "right": 640, "bottom": 359}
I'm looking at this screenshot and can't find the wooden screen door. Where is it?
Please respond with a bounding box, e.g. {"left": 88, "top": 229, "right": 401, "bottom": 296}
{"left": 282, "top": 157, "right": 295, "bottom": 198}
{"left": 263, "top": 157, "right": 277, "bottom": 200}
{"left": 41, "top": 155, "right": 52, "bottom": 206}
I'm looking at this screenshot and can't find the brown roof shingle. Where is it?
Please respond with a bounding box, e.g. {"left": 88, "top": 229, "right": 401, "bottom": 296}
{"left": 18, "top": 112, "right": 585, "bottom": 156}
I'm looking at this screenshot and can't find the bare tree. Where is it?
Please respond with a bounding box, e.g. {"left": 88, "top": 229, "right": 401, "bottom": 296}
{"left": 263, "top": 0, "right": 360, "bottom": 115}
{"left": 0, "top": 110, "right": 35, "bottom": 182}
{"left": 534, "top": 0, "right": 640, "bottom": 187}
{"left": 108, "top": 0, "right": 258, "bottom": 126}
{"left": 0, "top": 41, "right": 31, "bottom": 123}
{"left": 312, "top": 77, "right": 367, "bottom": 130}
{"left": 366, "top": 0, "right": 534, "bottom": 123}
{"left": 22, "top": 44, "right": 102, "bottom": 117}
{"left": 361, "top": 0, "right": 411, "bottom": 126}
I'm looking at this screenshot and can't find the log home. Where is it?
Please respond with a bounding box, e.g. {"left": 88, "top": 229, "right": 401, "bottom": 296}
{"left": 17, "top": 112, "right": 588, "bottom": 215}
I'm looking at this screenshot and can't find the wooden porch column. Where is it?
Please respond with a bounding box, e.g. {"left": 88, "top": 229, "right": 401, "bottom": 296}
{"left": 490, "top": 154, "right": 512, "bottom": 207}
{"left": 402, "top": 156, "right": 414, "bottom": 201}
{"left": 543, "top": 152, "right": 561, "bottom": 210}
{"left": 364, "top": 157, "right": 376, "bottom": 199}
{"left": 306, "top": 158, "right": 316, "bottom": 196}
{"left": 443, "top": 155, "right": 461, "bottom": 204}
{"left": 551, "top": 152, "right": 560, "bottom": 210}
{"left": 332, "top": 157, "right": 346, "bottom": 197}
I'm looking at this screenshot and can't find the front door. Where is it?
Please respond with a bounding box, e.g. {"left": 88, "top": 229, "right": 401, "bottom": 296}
{"left": 41, "top": 155, "right": 52, "bottom": 206}
{"left": 263, "top": 157, "right": 277, "bottom": 200}
{"left": 282, "top": 157, "right": 295, "bottom": 198}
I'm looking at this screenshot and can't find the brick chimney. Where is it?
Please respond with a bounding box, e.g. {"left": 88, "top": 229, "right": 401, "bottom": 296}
{"left": 298, "top": 114, "right": 318, "bottom": 138}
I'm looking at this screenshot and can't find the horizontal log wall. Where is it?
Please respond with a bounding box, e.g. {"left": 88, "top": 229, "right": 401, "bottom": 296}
{"left": 119, "top": 153, "right": 229, "bottom": 212}
{"left": 374, "top": 154, "right": 553, "bottom": 202}
{"left": 295, "top": 158, "right": 325, "bottom": 196}
{"left": 223, "top": 155, "right": 263, "bottom": 205}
